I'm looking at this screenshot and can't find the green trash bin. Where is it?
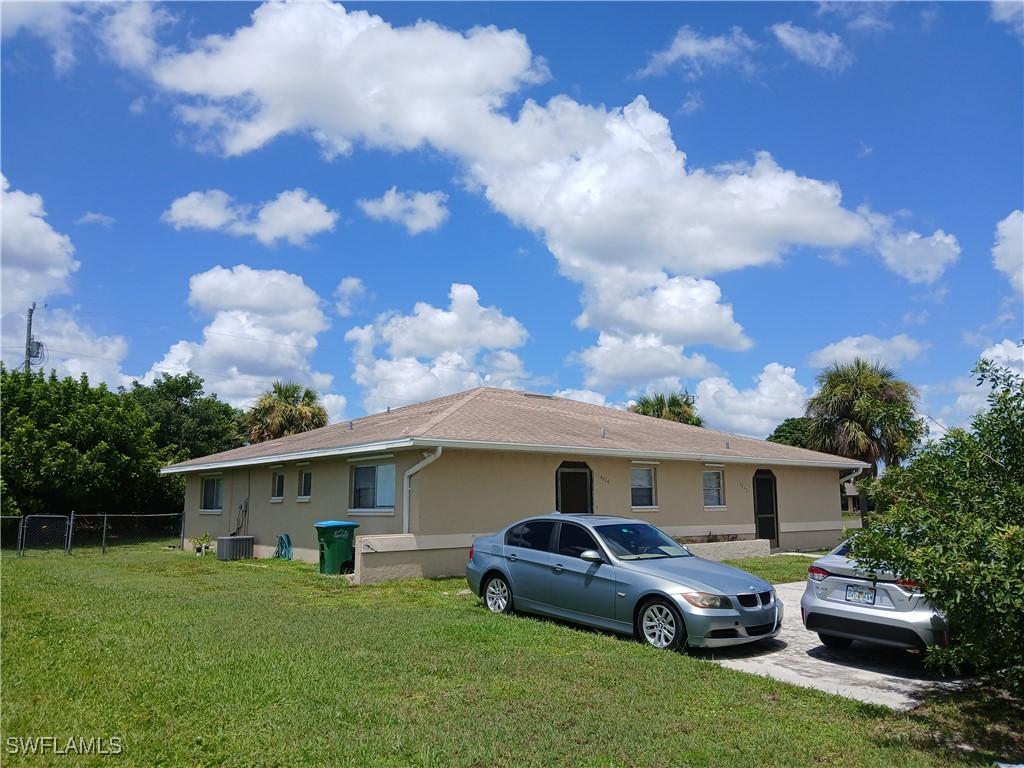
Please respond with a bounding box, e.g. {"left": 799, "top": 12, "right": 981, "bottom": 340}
{"left": 314, "top": 520, "right": 359, "bottom": 575}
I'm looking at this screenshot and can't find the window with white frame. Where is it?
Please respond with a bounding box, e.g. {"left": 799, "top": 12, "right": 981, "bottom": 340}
{"left": 200, "top": 476, "right": 223, "bottom": 512}
{"left": 351, "top": 463, "right": 396, "bottom": 510}
{"left": 297, "top": 469, "right": 312, "bottom": 500}
{"left": 271, "top": 471, "right": 285, "bottom": 501}
{"left": 703, "top": 470, "right": 725, "bottom": 507}
{"left": 630, "top": 467, "right": 656, "bottom": 508}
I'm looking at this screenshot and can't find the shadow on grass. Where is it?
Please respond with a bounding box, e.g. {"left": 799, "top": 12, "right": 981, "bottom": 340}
{"left": 873, "top": 686, "right": 1024, "bottom": 765}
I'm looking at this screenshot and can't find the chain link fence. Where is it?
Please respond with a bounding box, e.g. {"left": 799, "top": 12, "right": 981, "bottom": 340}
{"left": 0, "top": 513, "right": 183, "bottom": 555}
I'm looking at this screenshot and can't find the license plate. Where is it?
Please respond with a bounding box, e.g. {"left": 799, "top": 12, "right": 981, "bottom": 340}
{"left": 845, "top": 584, "right": 875, "bottom": 605}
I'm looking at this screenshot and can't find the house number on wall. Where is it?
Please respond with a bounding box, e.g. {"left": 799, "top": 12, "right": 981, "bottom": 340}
{"left": 599, "top": 474, "right": 611, "bottom": 485}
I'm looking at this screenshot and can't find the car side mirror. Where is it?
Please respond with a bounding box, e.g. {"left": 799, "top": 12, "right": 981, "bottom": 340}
{"left": 580, "top": 549, "right": 603, "bottom": 563}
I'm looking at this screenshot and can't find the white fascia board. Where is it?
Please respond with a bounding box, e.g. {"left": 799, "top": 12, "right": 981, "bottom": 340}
{"left": 409, "top": 437, "right": 869, "bottom": 470}
{"left": 160, "top": 439, "right": 416, "bottom": 475}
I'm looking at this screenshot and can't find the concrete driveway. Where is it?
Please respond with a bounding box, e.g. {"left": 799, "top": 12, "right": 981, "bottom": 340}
{"left": 701, "top": 581, "right": 963, "bottom": 710}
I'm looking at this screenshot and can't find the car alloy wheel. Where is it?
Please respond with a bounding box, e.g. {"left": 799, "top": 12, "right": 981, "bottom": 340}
{"left": 641, "top": 601, "right": 679, "bottom": 649}
{"left": 484, "top": 576, "right": 511, "bottom": 614}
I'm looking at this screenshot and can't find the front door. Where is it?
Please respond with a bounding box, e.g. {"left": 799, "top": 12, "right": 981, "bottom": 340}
{"left": 753, "top": 470, "right": 779, "bottom": 546}
{"left": 556, "top": 462, "right": 592, "bottom": 514}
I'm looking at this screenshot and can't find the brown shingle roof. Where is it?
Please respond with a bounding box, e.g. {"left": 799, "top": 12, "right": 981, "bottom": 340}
{"left": 162, "top": 387, "right": 867, "bottom": 473}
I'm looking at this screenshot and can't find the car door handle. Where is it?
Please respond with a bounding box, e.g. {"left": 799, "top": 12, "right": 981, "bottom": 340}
{"left": 508, "top": 553, "right": 518, "bottom": 562}
{"left": 553, "top": 563, "right": 564, "bottom": 572}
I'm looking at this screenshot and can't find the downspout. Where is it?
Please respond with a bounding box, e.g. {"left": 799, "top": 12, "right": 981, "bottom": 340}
{"left": 402, "top": 447, "right": 443, "bottom": 534}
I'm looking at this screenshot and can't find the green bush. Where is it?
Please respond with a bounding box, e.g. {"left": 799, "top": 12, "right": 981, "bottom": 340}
{"left": 850, "top": 355, "right": 1024, "bottom": 689}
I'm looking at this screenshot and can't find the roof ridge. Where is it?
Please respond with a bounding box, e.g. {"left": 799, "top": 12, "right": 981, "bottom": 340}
{"left": 416, "top": 387, "right": 487, "bottom": 435}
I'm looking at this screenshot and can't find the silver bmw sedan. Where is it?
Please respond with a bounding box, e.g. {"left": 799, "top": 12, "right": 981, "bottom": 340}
{"left": 466, "top": 514, "right": 782, "bottom": 650}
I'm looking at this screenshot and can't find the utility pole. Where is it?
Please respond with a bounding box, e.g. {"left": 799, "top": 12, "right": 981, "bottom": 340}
{"left": 24, "top": 302, "right": 36, "bottom": 373}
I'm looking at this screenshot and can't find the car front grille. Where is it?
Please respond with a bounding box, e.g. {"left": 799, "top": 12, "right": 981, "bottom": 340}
{"left": 759, "top": 591, "right": 773, "bottom": 605}
{"left": 737, "top": 594, "right": 759, "bottom": 608}
{"left": 745, "top": 623, "right": 775, "bottom": 636}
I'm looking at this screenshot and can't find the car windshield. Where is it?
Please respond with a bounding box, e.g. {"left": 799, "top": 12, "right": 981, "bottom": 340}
{"left": 595, "top": 523, "right": 692, "bottom": 560}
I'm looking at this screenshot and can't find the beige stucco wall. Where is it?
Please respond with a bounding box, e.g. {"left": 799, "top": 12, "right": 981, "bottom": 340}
{"left": 183, "top": 447, "right": 849, "bottom": 574}
{"left": 183, "top": 449, "right": 422, "bottom": 559}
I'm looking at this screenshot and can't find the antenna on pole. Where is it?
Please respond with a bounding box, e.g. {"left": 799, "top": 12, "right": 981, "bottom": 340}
{"left": 23, "top": 303, "right": 45, "bottom": 373}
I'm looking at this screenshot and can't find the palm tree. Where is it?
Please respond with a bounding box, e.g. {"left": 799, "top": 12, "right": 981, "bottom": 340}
{"left": 246, "top": 381, "right": 328, "bottom": 443}
{"left": 805, "top": 358, "right": 923, "bottom": 478}
{"left": 630, "top": 391, "right": 703, "bottom": 426}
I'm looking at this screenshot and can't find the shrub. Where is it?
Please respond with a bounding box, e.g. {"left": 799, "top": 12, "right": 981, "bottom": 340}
{"left": 850, "top": 355, "right": 1024, "bottom": 689}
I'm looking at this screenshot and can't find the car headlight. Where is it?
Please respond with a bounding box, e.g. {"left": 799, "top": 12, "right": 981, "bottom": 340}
{"left": 680, "top": 592, "right": 733, "bottom": 609}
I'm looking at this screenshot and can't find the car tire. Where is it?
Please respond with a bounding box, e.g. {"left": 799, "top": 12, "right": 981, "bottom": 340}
{"left": 636, "top": 599, "right": 686, "bottom": 651}
{"left": 818, "top": 633, "right": 854, "bottom": 649}
{"left": 482, "top": 573, "right": 513, "bottom": 615}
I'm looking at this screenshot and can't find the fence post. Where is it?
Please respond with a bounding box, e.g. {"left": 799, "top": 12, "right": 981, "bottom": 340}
{"left": 179, "top": 508, "right": 186, "bottom": 551}
{"left": 65, "top": 511, "right": 74, "bottom": 555}
{"left": 101, "top": 514, "right": 108, "bottom": 554}
{"left": 16, "top": 516, "right": 25, "bottom": 556}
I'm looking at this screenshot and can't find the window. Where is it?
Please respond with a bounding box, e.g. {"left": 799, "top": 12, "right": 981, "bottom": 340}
{"left": 631, "top": 467, "right": 656, "bottom": 508}
{"left": 351, "top": 463, "right": 396, "bottom": 510}
{"left": 557, "top": 523, "right": 600, "bottom": 559}
{"left": 504, "top": 520, "right": 555, "bottom": 551}
{"left": 271, "top": 471, "right": 285, "bottom": 501}
{"left": 200, "top": 477, "right": 223, "bottom": 512}
{"left": 703, "top": 470, "right": 725, "bottom": 507}
{"left": 297, "top": 469, "right": 312, "bottom": 500}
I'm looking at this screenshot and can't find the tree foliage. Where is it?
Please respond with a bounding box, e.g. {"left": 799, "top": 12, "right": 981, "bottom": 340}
{"left": 849, "top": 356, "right": 1024, "bottom": 689}
{"left": 128, "top": 372, "right": 245, "bottom": 461}
{"left": 1, "top": 367, "right": 174, "bottom": 515}
{"left": 630, "top": 391, "right": 703, "bottom": 426}
{"left": 246, "top": 381, "right": 328, "bottom": 443}
{"left": 1, "top": 368, "right": 247, "bottom": 516}
{"left": 806, "top": 358, "right": 924, "bottom": 476}
{"left": 766, "top": 417, "right": 812, "bottom": 449}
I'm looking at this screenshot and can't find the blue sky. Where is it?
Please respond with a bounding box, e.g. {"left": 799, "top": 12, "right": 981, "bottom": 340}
{"left": 2, "top": 1, "right": 1022, "bottom": 435}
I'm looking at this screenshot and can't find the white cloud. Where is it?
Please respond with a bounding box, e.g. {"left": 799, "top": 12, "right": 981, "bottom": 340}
{"left": 981, "top": 338, "right": 1024, "bottom": 374}
{"left": 149, "top": 0, "right": 547, "bottom": 157}
{"left": 680, "top": 91, "right": 704, "bottom": 115}
{"left": 638, "top": 26, "right": 757, "bottom": 78}
{"left": 865, "top": 209, "right": 961, "bottom": 284}
{"left": 808, "top": 333, "right": 930, "bottom": 368}
{"left": 138, "top": 265, "right": 335, "bottom": 406}
{"left": 162, "top": 188, "right": 338, "bottom": 246}
{"left": 76, "top": 212, "right": 115, "bottom": 227}
{"left": 344, "top": 283, "right": 528, "bottom": 412}
{"left": 321, "top": 393, "right": 348, "bottom": 424}
{"left": 576, "top": 272, "right": 751, "bottom": 351}
{"left": 357, "top": 187, "right": 449, "bottom": 235}
{"left": 816, "top": 3, "right": 894, "bottom": 33}
{"left": 1, "top": 2, "right": 80, "bottom": 73}
{"left": 100, "top": 2, "right": 172, "bottom": 70}
{"left": 1, "top": 175, "right": 78, "bottom": 310}
{"left": 115, "top": 3, "right": 962, "bottom": 394}
{"left": 553, "top": 388, "right": 607, "bottom": 406}
{"left": 992, "top": 210, "right": 1023, "bottom": 295}
{"left": 0, "top": 176, "right": 129, "bottom": 385}
{"left": 902, "top": 309, "right": 930, "bottom": 326}
{"left": 696, "top": 363, "right": 809, "bottom": 437}
{"left": 771, "top": 23, "right": 853, "bottom": 72}
{"left": 578, "top": 333, "right": 718, "bottom": 392}
{"left": 334, "top": 276, "right": 368, "bottom": 317}
{"left": 991, "top": 1, "right": 1024, "bottom": 37}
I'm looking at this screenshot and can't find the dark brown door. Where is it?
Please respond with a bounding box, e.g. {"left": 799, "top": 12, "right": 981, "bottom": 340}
{"left": 556, "top": 462, "right": 592, "bottom": 514}
{"left": 753, "top": 470, "right": 778, "bottom": 545}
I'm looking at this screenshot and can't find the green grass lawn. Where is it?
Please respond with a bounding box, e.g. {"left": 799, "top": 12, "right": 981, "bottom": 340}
{"left": 723, "top": 555, "right": 815, "bottom": 585}
{"left": 2, "top": 546, "right": 1019, "bottom": 767}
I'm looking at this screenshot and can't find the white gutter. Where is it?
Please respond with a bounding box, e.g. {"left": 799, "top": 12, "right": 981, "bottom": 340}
{"left": 402, "top": 447, "right": 443, "bottom": 534}
{"left": 160, "top": 439, "right": 415, "bottom": 475}
{"left": 408, "top": 437, "right": 870, "bottom": 470}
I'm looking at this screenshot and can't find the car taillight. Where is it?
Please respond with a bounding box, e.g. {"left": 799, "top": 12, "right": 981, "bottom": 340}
{"left": 468, "top": 544, "right": 474, "bottom": 561}
{"left": 808, "top": 565, "right": 830, "bottom": 581}
{"left": 896, "top": 578, "right": 918, "bottom": 590}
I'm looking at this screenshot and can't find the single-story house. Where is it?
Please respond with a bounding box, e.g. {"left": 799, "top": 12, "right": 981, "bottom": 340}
{"left": 162, "top": 387, "right": 867, "bottom": 582}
